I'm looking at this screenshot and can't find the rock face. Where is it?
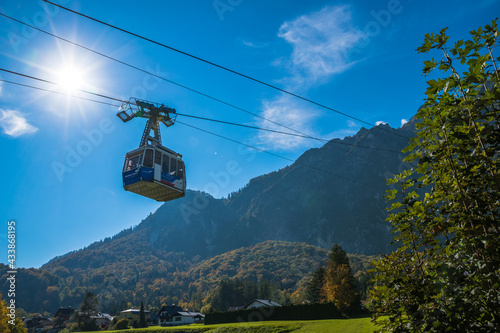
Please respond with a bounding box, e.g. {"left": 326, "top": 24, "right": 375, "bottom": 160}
{"left": 234, "top": 122, "right": 413, "bottom": 254}
{"left": 79, "top": 120, "right": 415, "bottom": 261}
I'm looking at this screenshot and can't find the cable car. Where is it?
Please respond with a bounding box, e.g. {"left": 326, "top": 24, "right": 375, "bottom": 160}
{"left": 117, "top": 98, "right": 186, "bottom": 201}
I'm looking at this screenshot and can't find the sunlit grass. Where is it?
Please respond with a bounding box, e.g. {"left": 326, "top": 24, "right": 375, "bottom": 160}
{"left": 96, "top": 315, "right": 382, "bottom": 332}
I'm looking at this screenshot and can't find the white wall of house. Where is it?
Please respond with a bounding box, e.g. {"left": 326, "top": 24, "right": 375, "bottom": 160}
{"left": 171, "top": 315, "right": 194, "bottom": 325}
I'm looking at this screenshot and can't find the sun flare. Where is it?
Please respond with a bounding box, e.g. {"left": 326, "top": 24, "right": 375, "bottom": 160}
{"left": 56, "top": 66, "right": 86, "bottom": 94}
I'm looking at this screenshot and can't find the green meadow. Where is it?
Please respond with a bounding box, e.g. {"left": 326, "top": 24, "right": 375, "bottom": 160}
{"left": 99, "top": 316, "right": 380, "bottom": 333}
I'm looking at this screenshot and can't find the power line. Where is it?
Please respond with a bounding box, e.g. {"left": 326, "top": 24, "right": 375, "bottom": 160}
{"left": 0, "top": 72, "right": 386, "bottom": 188}
{"left": 176, "top": 120, "right": 381, "bottom": 189}
{"left": 0, "top": 76, "right": 402, "bottom": 154}
{"left": 0, "top": 12, "right": 314, "bottom": 139}
{"left": 0, "top": 79, "right": 121, "bottom": 107}
{"left": 41, "top": 0, "right": 409, "bottom": 139}
{"left": 176, "top": 113, "right": 402, "bottom": 153}
{"left": 0, "top": 12, "right": 407, "bottom": 155}
{"left": 0, "top": 68, "right": 125, "bottom": 103}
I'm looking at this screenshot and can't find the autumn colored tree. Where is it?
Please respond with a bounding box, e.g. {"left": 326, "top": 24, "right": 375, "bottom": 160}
{"left": 322, "top": 244, "right": 359, "bottom": 314}
{"left": 372, "top": 19, "right": 500, "bottom": 332}
{"left": 0, "top": 294, "right": 27, "bottom": 333}
{"left": 115, "top": 318, "right": 129, "bottom": 330}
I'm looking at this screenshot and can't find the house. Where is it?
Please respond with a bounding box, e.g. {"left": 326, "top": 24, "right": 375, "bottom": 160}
{"left": 244, "top": 299, "right": 282, "bottom": 310}
{"left": 170, "top": 311, "right": 204, "bottom": 325}
{"left": 23, "top": 317, "right": 53, "bottom": 333}
{"left": 90, "top": 312, "right": 113, "bottom": 328}
{"left": 157, "top": 305, "right": 183, "bottom": 326}
{"left": 119, "top": 308, "right": 150, "bottom": 322}
{"left": 52, "top": 307, "right": 75, "bottom": 329}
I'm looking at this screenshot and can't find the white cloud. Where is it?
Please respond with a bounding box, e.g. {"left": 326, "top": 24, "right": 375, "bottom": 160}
{"left": 0, "top": 109, "right": 38, "bottom": 137}
{"left": 257, "top": 6, "right": 364, "bottom": 150}
{"left": 375, "top": 121, "right": 388, "bottom": 126}
{"left": 278, "top": 5, "right": 364, "bottom": 88}
{"left": 401, "top": 118, "right": 408, "bottom": 126}
{"left": 257, "top": 95, "right": 319, "bottom": 150}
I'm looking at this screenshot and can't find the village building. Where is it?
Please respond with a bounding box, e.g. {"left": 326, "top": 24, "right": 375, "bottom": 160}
{"left": 157, "top": 305, "right": 204, "bottom": 326}
{"left": 119, "top": 308, "right": 150, "bottom": 322}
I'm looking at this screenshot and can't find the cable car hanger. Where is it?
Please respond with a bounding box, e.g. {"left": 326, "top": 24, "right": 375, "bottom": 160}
{"left": 117, "top": 98, "right": 187, "bottom": 202}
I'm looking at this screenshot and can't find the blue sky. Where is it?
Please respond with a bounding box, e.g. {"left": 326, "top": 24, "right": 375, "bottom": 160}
{"left": 0, "top": 0, "right": 498, "bottom": 268}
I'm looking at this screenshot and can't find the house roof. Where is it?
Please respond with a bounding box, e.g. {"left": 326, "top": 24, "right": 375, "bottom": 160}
{"left": 172, "top": 311, "right": 204, "bottom": 318}
{"left": 24, "top": 317, "right": 53, "bottom": 328}
{"left": 54, "top": 307, "right": 75, "bottom": 317}
{"left": 158, "top": 305, "right": 184, "bottom": 317}
{"left": 120, "top": 308, "right": 150, "bottom": 314}
{"left": 90, "top": 313, "right": 113, "bottom": 320}
{"left": 245, "top": 299, "right": 282, "bottom": 308}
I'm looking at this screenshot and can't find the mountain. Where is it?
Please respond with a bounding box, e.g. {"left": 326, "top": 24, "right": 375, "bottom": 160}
{"left": 224, "top": 122, "right": 415, "bottom": 254}
{"left": 1, "top": 121, "right": 414, "bottom": 314}
{"left": 49, "top": 120, "right": 413, "bottom": 263}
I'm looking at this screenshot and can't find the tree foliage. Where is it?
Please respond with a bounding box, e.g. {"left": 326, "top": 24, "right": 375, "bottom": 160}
{"left": 208, "top": 278, "right": 284, "bottom": 312}
{"left": 372, "top": 19, "right": 500, "bottom": 332}
{"left": 115, "top": 318, "right": 129, "bottom": 330}
{"left": 139, "top": 300, "right": 147, "bottom": 328}
{"left": 322, "top": 244, "right": 360, "bottom": 314}
{"left": 0, "top": 294, "right": 27, "bottom": 333}
{"left": 305, "top": 267, "right": 326, "bottom": 303}
{"left": 77, "top": 291, "right": 99, "bottom": 331}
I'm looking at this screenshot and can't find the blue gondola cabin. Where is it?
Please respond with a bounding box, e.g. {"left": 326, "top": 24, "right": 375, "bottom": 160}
{"left": 122, "top": 144, "right": 186, "bottom": 201}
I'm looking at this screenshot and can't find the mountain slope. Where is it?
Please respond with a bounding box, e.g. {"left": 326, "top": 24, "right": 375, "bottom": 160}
{"left": 43, "top": 119, "right": 414, "bottom": 275}
{"left": 2, "top": 121, "right": 415, "bottom": 314}
{"left": 225, "top": 122, "right": 414, "bottom": 254}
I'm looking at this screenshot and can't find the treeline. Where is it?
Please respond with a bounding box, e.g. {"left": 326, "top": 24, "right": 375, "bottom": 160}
{"left": 0, "top": 241, "right": 375, "bottom": 316}
{"left": 204, "top": 278, "right": 287, "bottom": 313}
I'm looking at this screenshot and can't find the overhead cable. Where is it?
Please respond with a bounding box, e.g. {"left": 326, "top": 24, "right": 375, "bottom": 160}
{"left": 41, "top": 0, "right": 410, "bottom": 139}
{"left": 0, "top": 70, "right": 403, "bottom": 153}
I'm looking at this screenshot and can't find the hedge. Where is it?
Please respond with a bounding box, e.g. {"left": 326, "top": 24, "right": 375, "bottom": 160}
{"left": 205, "top": 302, "right": 341, "bottom": 325}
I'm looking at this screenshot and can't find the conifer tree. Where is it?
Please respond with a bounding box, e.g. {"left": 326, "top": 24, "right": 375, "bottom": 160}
{"left": 305, "top": 267, "right": 326, "bottom": 303}
{"left": 78, "top": 291, "right": 99, "bottom": 331}
{"left": 322, "top": 244, "right": 359, "bottom": 314}
{"left": 139, "top": 300, "right": 147, "bottom": 328}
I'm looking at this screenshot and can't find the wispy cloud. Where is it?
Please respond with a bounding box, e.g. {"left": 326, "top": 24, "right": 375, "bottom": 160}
{"left": 278, "top": 5, "right": 364, "bottom": 88}
{"left": 257, "top": 95, "right": 318, "bottom": 151}
{"left": 375, "top": 121, "right": 388, "bottom": 126}
{"left": 242, "top": 40, "right": 268, "bottom": 48}
{"left": 401, "top": 118, "right": 408, "bottom": 126}
{"left": 257, "top": 6, "right": 364, "bottom": 150}
{"left": 0, "top": 109, "right": 38, "bottom": 137}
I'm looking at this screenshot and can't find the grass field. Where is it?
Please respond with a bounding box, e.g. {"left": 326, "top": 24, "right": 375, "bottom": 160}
{"left": 98, "top": 315, "right": 380, "bottom": 333}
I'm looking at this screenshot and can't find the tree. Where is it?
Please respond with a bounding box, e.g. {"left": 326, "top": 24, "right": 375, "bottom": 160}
{"left": 305, "top": 267, "right": 326, "bottom": 303}
{"left": 322, "top": 244, "right": 359, "bottom": 314}
{"left": 77, "top": 291, "right": 99, "bottom": 331}
{"left": 372, "top": 19, "right": 500, "bottom": 332}
{"left": 0, "top": 294, "right": 27, "bottom": 333}
{"left": 115, "top": 318, "right": 129, "bottom": 330}
{"left": 139, "top": 300, "right": 147, "bottom": 328}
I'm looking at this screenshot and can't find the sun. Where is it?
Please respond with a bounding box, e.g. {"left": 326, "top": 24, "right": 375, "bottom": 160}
{"left": 56, "top": 65, "right": 86, "bottom": 94}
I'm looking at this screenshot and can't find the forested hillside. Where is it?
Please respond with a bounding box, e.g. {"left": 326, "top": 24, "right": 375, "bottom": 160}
{"left": 0, "top": 241, "right": 376, "bottom": 315}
